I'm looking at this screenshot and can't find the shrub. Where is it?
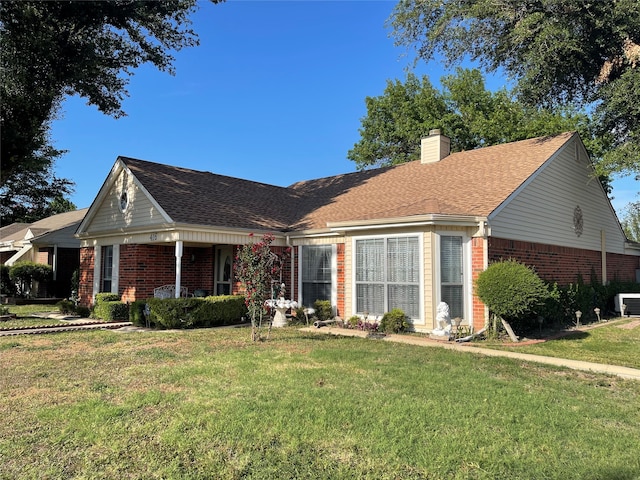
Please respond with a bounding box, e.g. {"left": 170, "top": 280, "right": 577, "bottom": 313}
{"left": 95, "top": 293, "right": 120, "bottom": 304}
{"left": 9, "top": 262, "right": 52, "bottom": 297}
{"left": 475, "top": 259, "right": 550, "bottom": 330}
{"left": 145, "top": 297, "right": 201, "bottom": 329}
{"left": 56, "top": 299, "right": 76, "bottom": 315}
{"left": 380, "top": 308, "right": 409, "bottom": 333}
{"left": 346, "top": 316, "right": 360, "bottom": 328}
{"left": 129, "top": 300, "right": 148, "bottom": 327}
{"left": 75, "top": 306, "right": 91, "bottom": 318}
{"left": 191, "top": 295, "right": 247, "bottom": 327}
{"left": 93, "top": 301, "right": 129, "bottom": 321}
{"left": 313, "top": 300, "right": 333, "bottom": 321}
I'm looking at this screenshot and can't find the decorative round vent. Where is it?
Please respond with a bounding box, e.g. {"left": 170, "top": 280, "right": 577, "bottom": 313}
{"left": 573, "top": 205, "right": 583, "bottom": 237}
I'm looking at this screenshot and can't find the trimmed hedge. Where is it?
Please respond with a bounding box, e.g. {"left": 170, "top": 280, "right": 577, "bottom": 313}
{"left": 93, "top": 292, "right": 128, "bottom": 321}
{"left": 195, "top": 295, "right": 247, "bottom": 327}
{"left": 140, "top": 295, "right": 247, "bottom": 329}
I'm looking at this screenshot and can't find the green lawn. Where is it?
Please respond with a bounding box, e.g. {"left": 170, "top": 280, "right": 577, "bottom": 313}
{"left": 1, "top": 327, "right": 639, "bottom": 479}
{"left": 483, "top": 318, "right": 640, "bottom": 369}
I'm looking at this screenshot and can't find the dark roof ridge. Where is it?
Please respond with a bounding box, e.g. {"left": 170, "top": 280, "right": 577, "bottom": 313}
{"left": 120, "top": 156, "right": 294, "bottom": 193}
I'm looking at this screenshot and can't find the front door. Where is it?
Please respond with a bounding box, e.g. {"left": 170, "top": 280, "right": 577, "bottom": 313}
{"left": 215, "top": 246, "right": 233, "bottom": 295}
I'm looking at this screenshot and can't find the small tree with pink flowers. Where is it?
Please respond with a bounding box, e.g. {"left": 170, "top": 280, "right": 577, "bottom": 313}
{"left": 234, "top": 233, "right": 285, "bottom": 341}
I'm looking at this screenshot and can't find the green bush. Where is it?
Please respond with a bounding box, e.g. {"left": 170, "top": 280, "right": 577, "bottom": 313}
{"left": 145, "top": 297, "right": 201, "bottom": 329}
{"left": 93, "top": 301, "right": 129, "bottom": 321}
{"left": 191, "top": 295, "right": 247, "bottom": 327}
{"left": 475, "top": 259, "right": 550, "bottom": 330}
{"left": 75, "top": 306, "right": 91, "bottom": 318}
{"left": 140, "top": 296, "right": 247, "bottom": 330}
{"left": 95, "top": 293, "right": 120, "bottom": 304}
{"left": 346, "top": 315, "right": 360, "bottom": 328}
{"left": 380, "top": 308, "right": 409, "bottom": 333}
{"left": 313, "top": 300, "right": 333, "bottom": 321}
{"left": 129, "top": 300, "right": 148, "bottom": 327}
{"left": 56, "top": 299, "right": 76, "bottom": 315}
{"left": 9, "top": 262, "right": 52, "bottom": 297}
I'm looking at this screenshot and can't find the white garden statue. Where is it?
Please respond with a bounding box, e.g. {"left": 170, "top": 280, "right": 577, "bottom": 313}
{"left": 432, "top": 302, "right": 452, "bottom": 337}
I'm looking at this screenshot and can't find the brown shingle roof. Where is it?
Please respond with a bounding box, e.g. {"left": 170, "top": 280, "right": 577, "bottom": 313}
{"left": 122, "top": 158, "right": 304, "bottom": 231}
{"left": 289, "top": 132, "right": 575, "bottom": 230}
{"left": 123, "top": 132, "right": 575, "bottom": 233}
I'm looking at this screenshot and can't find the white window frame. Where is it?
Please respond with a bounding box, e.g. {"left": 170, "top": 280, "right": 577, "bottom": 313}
{"left": 435, "top": 231, "right": 472, "bottom": 325}
{"left": 298, "top": 244, "right": 337, "bottom": 310}
{"left": 351, "top": 233, "right": 424, "bottom": 321}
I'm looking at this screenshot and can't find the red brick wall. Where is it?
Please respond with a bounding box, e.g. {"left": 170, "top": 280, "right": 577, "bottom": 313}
{"left": 119, "top": 244, "right": 215, "bottom": 303}
{"left": 79, "top": 247, "right": 94, "bottom": 307}
{"left": 471, "top": 237, "right": 486, "bottom": 331}
{"left": 488, "top": 237, "right": 639, "bottom": 284}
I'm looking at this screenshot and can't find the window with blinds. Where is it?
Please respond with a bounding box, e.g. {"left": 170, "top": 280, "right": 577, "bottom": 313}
{"left": 301, "top": 245, "right": 332, "bottom": 307}
{"left": 355, "top": 236, "right": 420, "bottom": 318}
{"left": 101, "top": 245, "right": 113, "bottom": 293}
{"left": 440, "top": 235, "right": 464, "bottom": 319}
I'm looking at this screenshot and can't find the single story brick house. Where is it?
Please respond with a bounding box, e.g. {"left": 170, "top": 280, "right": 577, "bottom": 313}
{"left": 75, "top": 131, "right": 640, "bottom": 331}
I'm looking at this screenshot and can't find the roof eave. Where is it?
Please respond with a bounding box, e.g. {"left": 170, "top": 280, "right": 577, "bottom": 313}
{"left": 326, "top": 214, "right": 487, "bottom": 233}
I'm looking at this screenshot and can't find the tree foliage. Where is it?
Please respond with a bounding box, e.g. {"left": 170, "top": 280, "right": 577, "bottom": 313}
{"left": 0, "top": 0, "right": 208, "bottom": 220}
{"left": 234, "top": 234, "right": 287, "bottom": 341}
{"left": 621, "top": 201, "right": 640, "bottom": 242}
{"left": 389, "top": 0, "right": 640, "bottom": 179}
{"left": 348, "top": 69, "right": 596, "bottom": 170}
{"left": 0, "top": 171, "right": 76, "bottom": 224}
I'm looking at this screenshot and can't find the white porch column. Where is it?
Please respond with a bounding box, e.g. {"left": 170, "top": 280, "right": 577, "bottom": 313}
{"left": 52, "top": 244, "right": 58, "bottom": 281}
{"left": 175, "top": 241, "right": 183, "bottom": 298}
{"left": 93, "top": 245, "right": 101, "bottom": 303}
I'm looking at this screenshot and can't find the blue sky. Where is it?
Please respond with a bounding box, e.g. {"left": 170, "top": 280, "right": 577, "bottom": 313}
{"left": 50, "top": 0, "right": 637, "bottom": 217}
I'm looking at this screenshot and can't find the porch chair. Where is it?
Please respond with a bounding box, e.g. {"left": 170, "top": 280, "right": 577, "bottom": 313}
{"left": 153, "top": 284, "right": 189, "bottom": 299}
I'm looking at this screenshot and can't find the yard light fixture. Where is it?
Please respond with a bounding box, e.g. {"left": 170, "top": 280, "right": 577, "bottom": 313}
{"left": 575, "top": 310, "right": 582, "bottom": 327}
{"left": 594, "top": 307, "right": 601, "bottom": 322}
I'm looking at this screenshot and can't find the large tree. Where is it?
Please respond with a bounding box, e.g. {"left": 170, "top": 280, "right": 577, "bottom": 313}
{"left": 0, "top": 0, "right": 210, "bottom": 221}
{"left": 389, "top": 0, "right": 640, "bottom": 179}
{"left": 349, "top": 69, "right": 597, "bottom": 170}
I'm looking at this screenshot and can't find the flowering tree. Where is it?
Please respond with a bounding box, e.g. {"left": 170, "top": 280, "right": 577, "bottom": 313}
{"left": 234, "top": 233, "right": 285, "bottom": 341}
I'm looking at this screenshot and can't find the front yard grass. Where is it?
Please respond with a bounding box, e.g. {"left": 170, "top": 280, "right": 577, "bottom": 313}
{"left": 1, "top": 327, "right": 639, "bottom": 479}
{"left": 482, "top": 318, "right": 640, "bottom": 369}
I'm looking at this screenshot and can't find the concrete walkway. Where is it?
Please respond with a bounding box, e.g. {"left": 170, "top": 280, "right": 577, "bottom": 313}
{"left": 300, "top": 326, "right": 640, "bottom": 381}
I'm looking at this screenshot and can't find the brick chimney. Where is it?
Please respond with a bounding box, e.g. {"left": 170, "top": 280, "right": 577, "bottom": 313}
{"left": 421, "top": 129, "right": 450, "bottom": 164}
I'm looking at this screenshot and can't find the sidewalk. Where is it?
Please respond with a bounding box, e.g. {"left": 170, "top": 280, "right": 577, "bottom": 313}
{"left": 300, "top": 326, "right": 640, "bottom": 381}
{"left": 0, "top": 313, "right": 133, "bottom": 337}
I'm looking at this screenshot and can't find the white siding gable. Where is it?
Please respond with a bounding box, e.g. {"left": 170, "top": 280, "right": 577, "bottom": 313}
{"left": 489, "top": 136, "right": 628, "bottom": 254}
{"left": 81, "top": 161, "right": 171, "bottom": 235}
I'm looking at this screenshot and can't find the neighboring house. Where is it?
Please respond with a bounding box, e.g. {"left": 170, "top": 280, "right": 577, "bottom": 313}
{"left": 75, "top": 131, "right": 640, "bottom": 331}
{"left": 1, "top": 209, "right": 89, "bottom": 297}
